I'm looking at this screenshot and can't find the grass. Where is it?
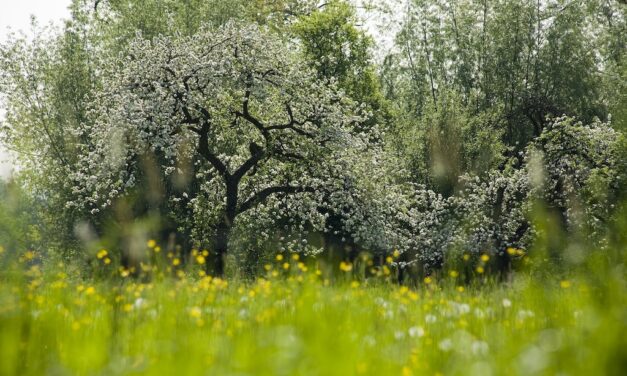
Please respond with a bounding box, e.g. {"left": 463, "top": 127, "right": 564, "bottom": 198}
{"left": 0, "top": 248, "right": 625, "bottom": 376}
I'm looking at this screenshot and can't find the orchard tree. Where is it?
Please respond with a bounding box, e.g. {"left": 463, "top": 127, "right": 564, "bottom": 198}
{"left": 68, "top": 22, "right": 369, "bottom": 275}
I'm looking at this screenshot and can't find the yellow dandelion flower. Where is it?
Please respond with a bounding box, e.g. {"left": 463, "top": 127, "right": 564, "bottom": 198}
{"left": 462, "top": 253, "right": 470, "bottom": 261}
{"left": 423, "top": 276, "right": 433, "bottom": 284}
{"left": 480, "top": 254, "right": 490, "bottom": 262}
{"left": 506, "top": 247, "right": 516, "bottom": 256}
{"left": 154, "top": 246, "right": 161, "bottom": 253}
{"left": 449, "top": 270, "right": 459, "bottom": 278}
{"left": 560, "top": 280, "right": 571, "bottom": 289}
{"left": 103, "top": 257, "right": 111, "bottom": 265}
{"left": 282, "top": 262, "right": 290, "bottom": 270}
{"left": 264, "top": 264, "right": 272, "bottom": 271}
{"left": 476, "top": 266, "right": 485, "bottom": 274}
{"left": 386, "top": 256, "right": 394, "bottom": 264}
{"left": 351, "top": 281, "right": 360, "bottom": 288}
{"left": 96, "top": 249, "right": 108, "bottom": 259}
{"left": 190, "top": 307, "right": 202, "bottom": 318}
{"left": 339, "top": 261, "right": 353, "bottom": 272}
{"left": 147, "top": 239, "right": 156, "bottom": 248}
{"left": 457, "top": 286, "right": 465, "bottom": 292}
{"left": 315, "top": 269, "right": 322, "bottom": 276}
{"left": 172, "top": 258, "right": 181, "bottom": 266}
{"left": 275, "top": 254, "right": 284, "bottom": 261}
{"left": 393, "top": 249, "right": 401, "bottom": 258}
{"left": 291, "top": 254, "right": 300, "bottom": 261}
{"left": 196, "top": 255, "right": 205, "bottom": 265}
{"left": 85, "top": 286, "right": 96, "bottom": 295}
{"left": 382, "top": 265, "right": 391, "bottom": 275}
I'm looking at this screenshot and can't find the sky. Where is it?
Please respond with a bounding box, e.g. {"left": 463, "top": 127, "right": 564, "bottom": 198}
{"left": 0, "top": 0, "right": 72, "bottom": 179}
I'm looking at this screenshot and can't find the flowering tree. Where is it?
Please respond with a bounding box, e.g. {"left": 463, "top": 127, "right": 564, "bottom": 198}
{"left": 68, "top": 22, "right": 368, "bottom": 274}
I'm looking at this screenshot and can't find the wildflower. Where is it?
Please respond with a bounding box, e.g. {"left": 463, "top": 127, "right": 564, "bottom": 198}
{"left": 457, "top": 286, "right": 465, "bottom": 292}
{"left": 382, "top": 265, "right": 391, "bottom": 275}
{"left": 438, "top": 338, "right": 453, "bottom": 352}
{"left": 154, "top": 246, "right": 161, "bottom": 253}
{"left": 190, "top": 307, "right": 202, "bottom": 318}
{"left": 172, "top": 258, "right": 181, "bottom": 266}
{"left": 351, "top": 281, "right": 360, "bottom": 288}
{"left": 424, "top": 276, "right": 432, "bottom": 284}
{"left": 560, "top": 280, "right": 571, "bottom": 289}
{"left": 402, "top": 366, "right": 413, "bottom": 376}
{"left": 449, "top": 270, "right": 459, "bottom": 278}
{"left": 462, "top": 253, "right": 470, "bottom": 261}
{"left": 393, "top": 249, "right": 401, "bottom": 258}
{"left": 264, "top": 264, "right": 272, "bottom": 271}
{"left": 476, "top": 266, "right": 485, "bottom": 274}
{"left": 275, "top": 254, "right": 284, "bottom": 261}
{"left": 386, "top": 256, "right": 393, "bottom": 264}
{"left": 506, "top": 247, "right": 517, "bottom": 256}
{"left": 480, "top": 254, "right": 490, "bottom": 262}
{"left": 96, "top": 249, "right": 108, "bottom": 259}
{"left": 103, "top": 257, "right": 111, "bottom": 265}
{"left": 339, "top": 261, "right": 353, "bottom": 272}
{"left": 147, "top": 239, "right": 157, "bottom": 248}
{"left": 282, "top": 262, "right": 290, "bottom": 270}
{"left": 196, "top": 255, "right": 205, "bottom": 265}
{"left": 315, "top": 269, "right": 322, "bottom": 276}
{"left": 408, "top": 326, "right": 425, "bottom": 338}
{"left": 291, "top": 254, "right": 299, "bottom": 261}
{"left": 85, "top": 286, "right": 96, "bottom": 295}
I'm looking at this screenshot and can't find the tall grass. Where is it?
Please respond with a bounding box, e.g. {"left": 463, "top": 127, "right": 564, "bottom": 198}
{"left": 0, "top": 245, "right": 625, "bottom": 376}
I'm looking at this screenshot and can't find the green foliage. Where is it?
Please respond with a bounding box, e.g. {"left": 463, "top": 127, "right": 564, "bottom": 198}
{"left": 294, "top": 0, "right": 390, "bottom": 129}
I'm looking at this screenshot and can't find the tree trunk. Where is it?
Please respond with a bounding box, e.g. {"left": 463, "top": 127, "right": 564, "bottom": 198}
{"left": 212, "top": 180, "right": 238, "bottom": 277}
{"left": 213, "top": 221, "right": 231, "bottom": 277}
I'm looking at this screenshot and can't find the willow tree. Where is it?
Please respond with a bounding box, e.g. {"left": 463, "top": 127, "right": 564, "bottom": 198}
{"left": 67, "top": 22, "right": 368, "bottom": 275}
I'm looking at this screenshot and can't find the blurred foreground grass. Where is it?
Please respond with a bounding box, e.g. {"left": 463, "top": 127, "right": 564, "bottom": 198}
{"left": 0, "top": 249, "right": 625, "bottom": 376}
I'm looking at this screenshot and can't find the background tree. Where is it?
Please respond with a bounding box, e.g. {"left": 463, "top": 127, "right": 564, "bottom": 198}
{"left": 68, "top": 23, "right": 369, "bottom": 275}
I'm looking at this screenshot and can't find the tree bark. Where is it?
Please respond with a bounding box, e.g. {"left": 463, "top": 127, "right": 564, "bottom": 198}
{"left": 213, "top": 221, "right": 231, "bottom": 277}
